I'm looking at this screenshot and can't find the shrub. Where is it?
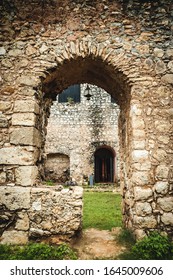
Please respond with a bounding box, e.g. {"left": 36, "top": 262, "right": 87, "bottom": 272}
{"left": 0, "top": 243, "right": 77, "bottom": 260}
{"left": 131, "top": 232, "right": 173, "bottom": 260}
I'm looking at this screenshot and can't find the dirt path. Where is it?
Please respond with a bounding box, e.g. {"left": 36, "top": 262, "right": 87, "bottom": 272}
{"left": 71, "top": 228, "right": 126, "bottom": 260}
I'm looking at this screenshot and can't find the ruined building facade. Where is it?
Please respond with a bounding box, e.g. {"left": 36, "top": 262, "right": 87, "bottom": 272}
{"left": 45, "top": 84, "right": 119, "bottom": 185}
{"left": 0, "top": 0, "right": 173, "bottom": 243}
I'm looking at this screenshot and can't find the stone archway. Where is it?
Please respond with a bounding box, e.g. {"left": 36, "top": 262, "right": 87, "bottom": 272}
{"left": 0, "top": 0, "right": 172, "bottom": 244}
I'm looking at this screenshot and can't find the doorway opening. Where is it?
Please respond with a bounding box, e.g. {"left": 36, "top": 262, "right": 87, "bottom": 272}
{"left": 94, "top": 147, "right": 115, "bottom": 183}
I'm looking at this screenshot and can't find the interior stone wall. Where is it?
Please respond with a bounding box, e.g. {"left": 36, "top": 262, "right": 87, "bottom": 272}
{"left": 45, "top": 84, "right": 119, "bottom": 185}
{"left": 45, "top": 153, "right": 70, "bottom": 182}
{"left": 0, "top": 0, "right": 172, "bottom": 242}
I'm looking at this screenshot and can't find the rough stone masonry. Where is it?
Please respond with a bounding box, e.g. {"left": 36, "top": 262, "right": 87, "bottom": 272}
{"left": 0, "top": 0, "right": 173, "bottom": 243}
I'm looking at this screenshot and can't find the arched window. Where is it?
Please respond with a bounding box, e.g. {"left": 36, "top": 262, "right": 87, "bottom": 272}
{"left": 58, "top": 84, "right": 80, "bottom": 103}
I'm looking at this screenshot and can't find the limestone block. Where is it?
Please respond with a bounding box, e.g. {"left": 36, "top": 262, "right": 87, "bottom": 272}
{"left": 161, "top": 74, "right": 173, "bottom": 84}
{"left": 10, "top": 127, "right": 41, "bottom": 147}
{"left": 0, "top": 186, "right": 30, "bottom": 210}
{"left": 131, "top": 117, "right": 145, "bottom": 129}
{"left": 157, "top": 197, "right": 173, "bottom": 212}
{"left": 133, "top": 162, "right": 151, "bottom": 171}
{"left": 155, "top": 120, "right": 171, "bottom": 132}
{"left": 161, "top": 213, "right": 173, "bottom": 226}
{"left": 0, "top": 146, "right": 37, "bottom": 165}
{"left": 15, "top": 166, "right": 38, "bottom": 186}
{"left": 154, "top": 48, "right": 164, "bottom": 58}
{"left": 154, "top": 181, "right": 169, "bottom": 194}
{"left": 0, "top": 101, "right": 11, "bottom": 112}
{"left": 152, "top": 149, "right": 167, "bottom": 162}
{"left": 32, "top": 198, "right": 42, "bottom": 211}
{"left": 132, "top": 129, "right": 145, "bottom": 139}
{"left": 17, "top": 75, "right": 38, "bottom": 87}
{"left": 0, "top": 230, "right": 28, "bottom": 244}
{"left": 135, "top": 202, "right": 152, "bottom": 216}
{"left": 12, "top": 113, "right": 36, "bottom": 126}
{"left": 157, "top": 135, "right": 169, "bottom": 144}
{"left": 155, "top": 165, "right": 169, "bottom": 180}
{"left": 130, "top": 104, "right": 142, "bottom": 116}
{"left": 168, "top": 61, "right": 173, "bottom": 73}
{"left": 72, "top": 186, "right": 83, "bottom": 199}
{"left": 132, "top": 150, "right": 149, "bottom": 162}
{"left": 8, "top": 49, "right": 23, "bottom": 56}
{"left": 132, "top": 140, "right": 146, "bottom": 149}
{"left": 0, "top": 171, "right": 6, "bottom": 183}
{"left": 131, "top": 171, "right": 150, "bottom": 185}
{"left": 15, "top": 212, "right": 29, "bottom": 231}
{"left": 134, "top": 187, "right": 153, "bottom": 201}
{"left": 0, "top": 47, "right": 6, "bottom": 55}
{"left": 155, "top": 60, "right": 166, "bottom": 74}
{"left": 14, "top": 100, "right": 40, "bottom": 114}
{"left": 134, "top": 215, "right": 157, "bottom": 228}
{"left": 0, "top": 115, "right": 8, "bottom": 128}
{"left": 134, "top": 229, "right": 146, "bottom": 240}
{"left": 29, "top": 186, "right": 83, "bottom": 237}
{"left": 166, "top": 48, "right": 173, "bottom": 57}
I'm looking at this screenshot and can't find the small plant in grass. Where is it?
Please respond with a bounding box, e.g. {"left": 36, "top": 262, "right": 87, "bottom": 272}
{"left": 0, "top": 243, "right": 77, "bottom": 260}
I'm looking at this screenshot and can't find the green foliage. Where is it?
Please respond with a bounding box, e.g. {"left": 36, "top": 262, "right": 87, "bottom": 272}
{"left": 0, "top": 243, "right": 77, "bottom": 260}
{"left": 83, "top": 192, "right": 122, "bottom": 230}
{"left": 117, "top": 228, "right": 136, "bottom": 247}
{"left": 44, "top": 180, "right": 54, "bottom": 186}
{"left": 131, "top": 232, "right": 173, "bottom": 260}
{"left": 67, "top": 97, "right": 74, "bottom": 104}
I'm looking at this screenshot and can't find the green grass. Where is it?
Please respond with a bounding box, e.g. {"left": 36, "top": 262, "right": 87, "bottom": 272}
{"left": 0, "top": 243, "right": 77, "bottom": 260}
{"left": 83, "top": 192, "right": 122, "bottom": 230}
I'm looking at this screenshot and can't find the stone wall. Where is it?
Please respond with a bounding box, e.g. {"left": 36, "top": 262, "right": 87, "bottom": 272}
{"left": 45, "top": 153, "right": 70, "bottom": 182}
{"left": 45, "top": 84, "right": 119, "bottom": 184}
{"left": 0, "top": 0, "right": 173, "bottom": 242}
{"left": 0, "top": 185, "right": 83, "bottom": 244}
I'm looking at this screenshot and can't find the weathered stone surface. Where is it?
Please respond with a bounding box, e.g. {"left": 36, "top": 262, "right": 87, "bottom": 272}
{"left": 15, "top": 212, "right": 30, "bottom": 231}
{"left": 161, "top": 74, "right": 173, "bottom": 84}
{"left": 0, "top": 47, "right": 6, "bottom": 55}
{"left": 14, "top": 100, "right": 39, "bottom": 114}
{"left": 134, "top": 216, "right": 157, "bottom": 228}
{"left": 134, "top": 229, "right": 146, "bottom": 240}
{"left": 154, "top": 181, "right": 169, "bottom": 194}
{"left": 0, "top": 0, "right": 172, "bottom": 242}
{"left": 10, "top": 127, "right": 41, "bottom": 147}
{"left": 15, "top": 166, "right": 38, "bottom": 186}
{"left": 134, "top": 187, "right": 153, "bottom": 201}
{"left": 17, "top": 75, "right": 39, "bottom": 87}
{"left": 155, "top": 165, "right": 169, "bottom": 180}
{"left": 131, "top": 171, "right": 150, "bottom": 185}
{"left": 161, "top": 213, "right": 173, "bottom": 226}
{"left": 0, "top": 187, "right": 30, "bottom": 210}
{"left": 0, "top": 146, "right": 37, "bottom": 165}
{"left": 132, "top": 150, "right": 149, "bottom": 161}
{"left": 157, "top": 197, "right": 173, "bottom": 212}
{"left": 28, "top": 186, "right": 83, "bottom": 237}
{"left": 0, "top": 102, "right": 11, "bottom": 112}
{"left": 12, "top": 113, "right": 36, "bottom": 126}
{"left": 0, "top": 230, "right": 28, "bottom": 244}
{"left": 0, "top": 115, "right": 8, "bottom": 128}
{"left": 0, "top": 171, "right": 6, "bottom": 183}
{"left": 135, "top": 202, "right": 152, "bottom": 216}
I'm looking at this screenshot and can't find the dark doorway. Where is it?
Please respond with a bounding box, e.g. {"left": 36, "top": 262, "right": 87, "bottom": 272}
{"left": 94, "top": 147, "right": 115, "bottom": 183}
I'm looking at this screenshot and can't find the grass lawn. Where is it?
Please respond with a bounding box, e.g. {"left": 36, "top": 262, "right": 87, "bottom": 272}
{"left": 83, "top": 191, "right": 122, "bottom": 230}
